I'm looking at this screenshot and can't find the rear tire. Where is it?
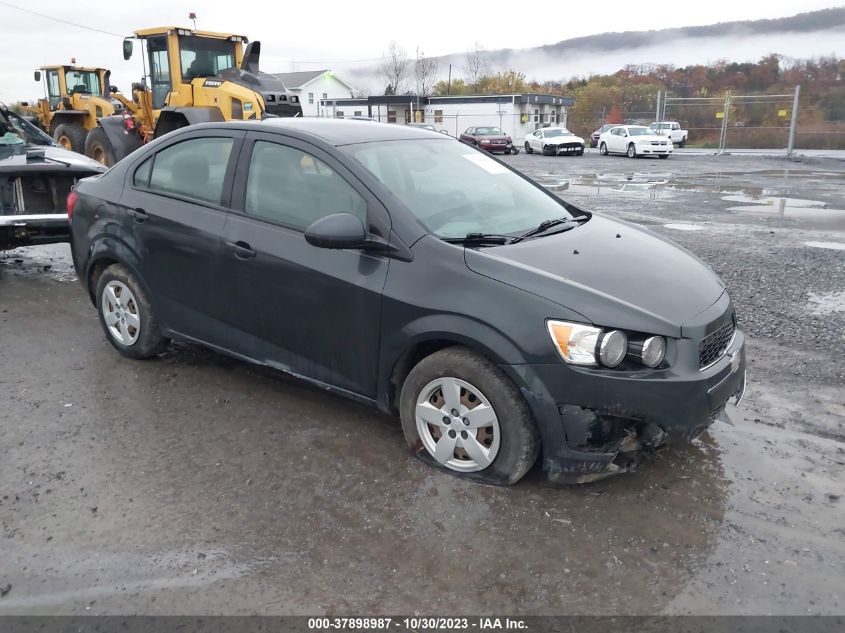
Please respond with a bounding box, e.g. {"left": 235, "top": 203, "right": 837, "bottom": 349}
{"left": 53, "top": 122, "right": 87, "bottom": 154}
{"left": 525, "top": 142, "right": 533, "bottom": 154}
{"left": 85, "top": 126, "right": 116, "bottom": 166}
{"left": 678, "top": 137, "right": 687, "bottom": 148}
{"left": 96, "top": 264, "right": 168, "bottom": 359}
{"left": 599, "top": 142, "right": 608, "bottom": 155}
{"left": 399, "top": 346, "right": 540, "bottom": 486}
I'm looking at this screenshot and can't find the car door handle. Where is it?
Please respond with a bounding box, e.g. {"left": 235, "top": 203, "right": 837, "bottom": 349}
{"left": 226, "top": 240, "right": 256, "bottom": 259}
{"left": 128, "top": 208, "right": 147, "bottom": 223}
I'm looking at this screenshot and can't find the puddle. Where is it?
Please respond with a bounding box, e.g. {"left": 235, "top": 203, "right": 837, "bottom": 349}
{"left": 722, "top": 194, "right": 827, "bottom": 208}
{"left": 804, "top": 241, "right": 845, "bottom": 251}
{"left": 664, "top": 223, "right": 705, "bottom": 231}
{"left": 807, "top": 291, "right": 845, "bottom": 316}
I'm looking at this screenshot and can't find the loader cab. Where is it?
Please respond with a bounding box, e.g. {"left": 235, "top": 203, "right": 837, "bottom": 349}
{"left": 130, "top": 27, "right": 245, "bottom": 111}
{"left": 36, "top": 65, "right": 105, "bottom": 110}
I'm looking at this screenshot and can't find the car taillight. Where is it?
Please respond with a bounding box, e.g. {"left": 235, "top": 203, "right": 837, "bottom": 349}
{"left": 67, "top": 190, "right": 78, "bottom": 220}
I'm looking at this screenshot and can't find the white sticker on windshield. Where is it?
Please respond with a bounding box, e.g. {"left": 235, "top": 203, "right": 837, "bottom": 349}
{"left": 462, "top": 153, "right": 508, "bottom": 174}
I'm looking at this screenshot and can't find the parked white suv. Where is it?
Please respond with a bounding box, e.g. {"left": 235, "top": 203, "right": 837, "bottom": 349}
{"left": 649, "top": 121, "right": 688, "bottom": 147}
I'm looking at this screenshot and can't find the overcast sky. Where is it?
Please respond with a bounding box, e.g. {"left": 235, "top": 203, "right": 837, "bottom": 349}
{"left": 1, "top": 0, "right": 842, "bottom": 101}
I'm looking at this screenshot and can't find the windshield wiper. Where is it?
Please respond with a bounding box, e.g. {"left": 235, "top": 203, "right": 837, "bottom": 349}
{"left": 443, "top": 232, "right": 512, "bottom": 246}
{"left": 515, "top": 217, "right": 584, "bottom": 241}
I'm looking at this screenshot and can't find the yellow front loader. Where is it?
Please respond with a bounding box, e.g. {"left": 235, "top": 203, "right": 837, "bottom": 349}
{"left": 86, "top": 27, "right": 302, "bottom": 166}
{"left": 26, "top": 64, "right": 127, "bottom": 153}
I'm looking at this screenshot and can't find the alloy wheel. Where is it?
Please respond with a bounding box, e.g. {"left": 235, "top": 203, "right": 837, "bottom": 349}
{"left": 415, "top": 377, "right": 501, "bottom": 472}
{"left": 101, "top": 280, "right": 141, "bottom": 346}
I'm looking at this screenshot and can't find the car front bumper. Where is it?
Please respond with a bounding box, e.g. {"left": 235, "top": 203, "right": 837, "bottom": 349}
{"left": 636, "top": 144, "right": 673, "bottom": 155}
{"left": 503, "top": 329, "right": 746, "bottom": 483}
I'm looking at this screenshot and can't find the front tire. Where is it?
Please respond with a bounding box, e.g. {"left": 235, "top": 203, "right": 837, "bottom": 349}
{"left": 53, "top": 122, "right": 87, "bottom": 154}
{"left": 627, "top": 143, "right": 637, "bottom": 158}
{"left": 399, "top": 346, "right": 540, "bottom": 485}
{"left": 96, "top": 264, "right": 168, "bottom": 359}
{"left": 85, "top": 126, "right": 116, "bottom": 166}
{"left": 659, "top": 154, "right": 669, "bottom": 159}
{"left": 525, "top": 142, "right": 533, "bottom": 154}
{"left": 599, "top": 142, "right": 608, "bottom": 155}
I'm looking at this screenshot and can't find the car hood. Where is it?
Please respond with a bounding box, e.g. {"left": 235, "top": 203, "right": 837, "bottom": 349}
{"left": 476, "top": 135, "right": 511, "bottom": 142}
{"left": 463, "top": 214, "right": 726, "bottom": 336}
{"left": 631, "top": 134, "right": 670, "bottom": 143}
{"left": 0, "top": 143, "right": 106, "bottom": 173}
{"left": 545, "top": 135, "right": 584, "bottom": 144}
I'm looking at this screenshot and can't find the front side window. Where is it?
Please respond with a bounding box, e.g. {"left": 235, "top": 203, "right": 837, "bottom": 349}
{"left": 179, "top": 36, "right": 236, "bottom": 81}
{"left": 344, "top": 139, "right": 576, "bottom": 239}
{"left": 65, "top": 70, "right": 101, "bottom": 95}
{"left": 148, "top": 137, "right": 234, "bottom": 204}
{"left": 245, "top": 141, "right": 366, "bottom": 231}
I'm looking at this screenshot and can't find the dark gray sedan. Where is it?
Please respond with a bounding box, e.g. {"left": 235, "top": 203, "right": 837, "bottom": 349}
{"left": 69, "top": 119, "right": 745, "bottom": 485}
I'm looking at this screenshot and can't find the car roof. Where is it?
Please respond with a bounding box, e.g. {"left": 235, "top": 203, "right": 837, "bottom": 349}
{"left": 227, "top": 118, "right": 439, "bottom": 146}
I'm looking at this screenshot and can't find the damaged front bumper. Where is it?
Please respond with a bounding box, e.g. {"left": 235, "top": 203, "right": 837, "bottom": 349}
{"left": 503, "top": 330, "right": 746, "bottom": 484}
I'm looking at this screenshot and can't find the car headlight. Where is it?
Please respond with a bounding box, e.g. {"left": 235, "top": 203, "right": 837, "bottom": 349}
{"left": 598, "top": 330, "right": 627, "bottom": 368}
{"left": 547, "top": 321, "right": 601, "bottom": 365}
{"left": 629, "top": 335, "right": 666, "bottom": 368}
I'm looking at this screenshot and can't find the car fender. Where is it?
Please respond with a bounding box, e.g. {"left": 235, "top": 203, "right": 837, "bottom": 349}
{"left": 378, "top": 313, "right": 530, "bottom": 414}
{"left": 83, "top": 233, "right": 149, "bottom": 304}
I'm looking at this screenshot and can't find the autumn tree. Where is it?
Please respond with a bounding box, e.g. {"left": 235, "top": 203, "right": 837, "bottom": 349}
{"left": 379, "top": 42, "right": 410, "bottom": 95}
{"left": 415, "top": 51, "right": 439, "bottom": 96}
{"left": 464, "top": 42, "right": 489, "bottom": 86}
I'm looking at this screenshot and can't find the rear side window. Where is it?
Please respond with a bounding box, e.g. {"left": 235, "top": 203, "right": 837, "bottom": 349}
{"left": 133, "top": 157, "right": 152, "bottom": 188}
{"left": 148, "top": 137, "right": 234, "bottom": 204}
{"left": 245, "top": 141, "right": 366, "bottom": 231}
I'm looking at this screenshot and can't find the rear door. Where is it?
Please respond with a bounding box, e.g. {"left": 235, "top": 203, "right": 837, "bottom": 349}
{"left": 219, "top": 132, "right": 391, "bottom": 397}
{"left": 117, "top": 129, "right": 244, "bottom": 343}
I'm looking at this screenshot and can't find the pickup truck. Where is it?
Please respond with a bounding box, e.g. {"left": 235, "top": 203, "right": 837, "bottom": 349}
{"left": 1, "top": 105, "right": 105, "bottom": 251}
{"left": 648, "top": 121, "right": 688, "bottom": 147}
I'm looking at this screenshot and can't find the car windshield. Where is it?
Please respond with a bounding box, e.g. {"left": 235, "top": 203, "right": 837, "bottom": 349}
{"left": 0, "top": 108, "right": 53, "bottom": 146}
{"left": 475, "top": 127, "right": 503, "bottom": 136}
{"left": 651, "top": 123, "right": 671, "bottom": 130}
{"left": 343, "top": 139, "right": 575, "bottom": 239}
{"left": 543, "top": 129, "right": 573, "bottom": 137}
{"left": 600, "top": 124, "right": 614, "bottom": 133}
{"left": 179, "top": 36, "right": 236, "bottom": 80}
{"left": 627, "top": 127, "right": 652, "bottom": 136}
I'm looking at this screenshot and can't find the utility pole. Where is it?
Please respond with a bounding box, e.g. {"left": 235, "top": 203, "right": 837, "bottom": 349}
{"left": 655, "top": 90, "right": 661, "bottom": 123}
{"left": 447, "top": 64, "right": 452, "bottom": 96}
{"left": 787, "top": 85, "right": 801, "bottom": 156}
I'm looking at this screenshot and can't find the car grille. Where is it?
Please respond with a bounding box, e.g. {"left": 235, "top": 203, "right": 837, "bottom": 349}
{"left": 699, "top": 313, "right": 736, "bottom": 369}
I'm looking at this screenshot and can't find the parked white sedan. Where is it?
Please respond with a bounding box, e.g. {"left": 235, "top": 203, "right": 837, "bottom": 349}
{"left": 524, "top": 127, "right": 585, "bottom": 156}
{"left": 598, "top": 125, "right": 672, "bottom": 158}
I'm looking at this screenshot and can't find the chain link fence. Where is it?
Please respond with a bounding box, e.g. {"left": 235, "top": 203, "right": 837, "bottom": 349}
{"left": 576, "top": 86, "right": 845, "bottom": 153}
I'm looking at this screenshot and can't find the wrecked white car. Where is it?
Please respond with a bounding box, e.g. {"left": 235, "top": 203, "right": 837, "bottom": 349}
{"left": 0, "top": 105, "right": 106, "bottom": 251}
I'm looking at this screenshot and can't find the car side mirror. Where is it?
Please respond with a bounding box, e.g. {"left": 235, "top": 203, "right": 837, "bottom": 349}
{"left": 123, "top": 38, "right": 134, "bottom": 60}
{"left": 34, "top": 71, "right": 41, "bottom": 82}
{"left": 624, "top": 132, "right": 629, "bottom": 137}
{"left": 305, "top": 213, "right": 368, "bottom": 249}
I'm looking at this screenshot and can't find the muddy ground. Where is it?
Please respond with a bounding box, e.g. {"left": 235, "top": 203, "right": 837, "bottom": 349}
{"left": 0, "top": 151, "right": 843, "bottom": 615}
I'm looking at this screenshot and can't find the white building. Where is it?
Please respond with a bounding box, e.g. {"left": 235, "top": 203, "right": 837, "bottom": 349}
{"left": 271, "top": 70, "right": 356, "bottom": 117}
{"left": 319, "top": 94, "right": 574, "bottom": 143}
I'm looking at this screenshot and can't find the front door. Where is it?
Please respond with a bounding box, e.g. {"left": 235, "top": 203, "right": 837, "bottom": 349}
{"left": 220, "top": 133, "right": 390, "bottom": 398}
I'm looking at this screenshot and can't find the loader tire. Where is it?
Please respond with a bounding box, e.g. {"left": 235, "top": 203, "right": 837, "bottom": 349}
{"left": 85, "top": 126, "right": 117, "bottom": 167}
{"left": 53, "top": 122, "right": 87, "bottom": 154}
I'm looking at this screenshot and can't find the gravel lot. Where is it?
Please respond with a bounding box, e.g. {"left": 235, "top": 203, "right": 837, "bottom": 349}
{"left": 0, "top": 150, "right": 843, "bottom": 615}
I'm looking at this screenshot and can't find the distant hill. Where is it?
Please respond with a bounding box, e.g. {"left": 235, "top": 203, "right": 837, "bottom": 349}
{"left": 486, "top": 7, "right": 845, "bottom": 63}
